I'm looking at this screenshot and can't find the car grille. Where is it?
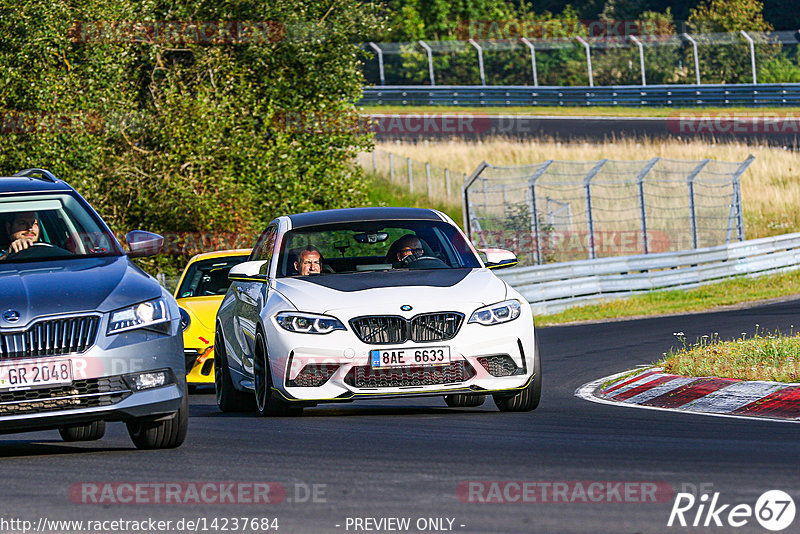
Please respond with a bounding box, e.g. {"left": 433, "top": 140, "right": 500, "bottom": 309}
{"left": 477, "top": 355, "right": 526, "bottom": 377}
{"left": 350, "top": 313, "right": 464, "bottom": 344}
{"left": 344, "top": 360, "right": 475, "bottom": 388}
{"left": 0, "top": 315, "right": 100, "bottom": 360}
{"left": 0, "top": 376, "right": 131, "bottom": 415}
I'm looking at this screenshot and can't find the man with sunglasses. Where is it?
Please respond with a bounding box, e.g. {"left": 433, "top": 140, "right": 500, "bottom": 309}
{"left": 390, "top": 234, "right": 425, "bottom": 268}
{"left": 0, "top": 211, "right": 40, "bottom": 260}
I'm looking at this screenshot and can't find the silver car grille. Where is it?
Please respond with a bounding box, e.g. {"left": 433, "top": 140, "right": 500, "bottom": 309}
{"left": 0, "top": 315, "right": 101, "bottom": 360}
{"left": 349, "top": 313, "right": 464, "bottom": 344}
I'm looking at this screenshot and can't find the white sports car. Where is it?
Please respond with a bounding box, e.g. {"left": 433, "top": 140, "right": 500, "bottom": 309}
{"left": 214, "top": 207, "right": 540, "bottom": 416}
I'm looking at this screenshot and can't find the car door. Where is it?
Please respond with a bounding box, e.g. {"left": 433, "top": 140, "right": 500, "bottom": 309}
{"left": 234, "top": 225, "right": 277, "bottom": 376}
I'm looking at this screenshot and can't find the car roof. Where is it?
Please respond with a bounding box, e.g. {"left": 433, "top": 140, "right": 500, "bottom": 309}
{"left": 0, "top": 176, "right": 74, "bottom": 194}
{"left": 287, "top": 207, "right": 443, "bottom": 229}
{"left": 185, "top": 249, "right": 252, "bottom": 264}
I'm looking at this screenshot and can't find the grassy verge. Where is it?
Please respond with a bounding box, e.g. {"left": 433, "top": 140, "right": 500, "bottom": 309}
{"left": 361, "top": 105, "right": 800, "bottom": 118}
{"left": 656, "top": 330, "right": 800, "bottom": 382}
{"left": 536, "top": 270, "right": 800, "bottom": 326}
{"left": 361, "top": 171, "right": 462, "bottom": 224}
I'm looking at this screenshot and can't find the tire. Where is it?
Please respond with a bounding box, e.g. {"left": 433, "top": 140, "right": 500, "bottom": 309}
{"left": 444, "top": 394, "right": 486, "bottom": 407}
{"left": 126, "top": 393, "right": 188, "bottom": 450}
{"left": 254, "top": 333, "right": 303, "bottom": 417}
{"left": 493, "top": 339, "right": 542, "bottom": 412}
{"left": 214, "top": 326, "right": 256, "bottom": 412}
{"left": 58, "top": 420, "right": 106, "bottom": 442}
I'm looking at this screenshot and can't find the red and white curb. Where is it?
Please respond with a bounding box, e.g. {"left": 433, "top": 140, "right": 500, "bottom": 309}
{"left": 576, "top": 367, "right": 800, "bottom": 423}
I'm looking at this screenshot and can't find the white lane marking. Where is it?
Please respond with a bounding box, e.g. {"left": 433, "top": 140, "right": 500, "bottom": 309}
{"left": 680, "top": 381, "right": 786, "bottom": 413}
{"left": 622, "top": 376, "right": 697, "bottom": 404}
{"left": 575, "top": 371, "right": 800, "bottom": 424}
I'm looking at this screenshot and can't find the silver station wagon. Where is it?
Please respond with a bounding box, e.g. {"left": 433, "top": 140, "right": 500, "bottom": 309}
{"left": 0, "top": 169, "right": 186, "bottom": 449}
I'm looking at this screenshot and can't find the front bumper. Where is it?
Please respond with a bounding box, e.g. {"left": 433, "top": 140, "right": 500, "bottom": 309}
{"left": 267, "top": 318, "right": 536, "bottom": 403}
{"left": 0, "top": 319, "right": 185, "bottom": 433}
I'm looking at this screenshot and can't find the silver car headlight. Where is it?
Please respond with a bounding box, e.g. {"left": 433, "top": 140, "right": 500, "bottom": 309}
{"left": 275, "top": 312, "right": 346, "bottom": 334}
{"left": 468, "top": 299, "right": 522, "bottom": 326}
{"left": 108, "top": 298, "right": 171, "bottom": 335}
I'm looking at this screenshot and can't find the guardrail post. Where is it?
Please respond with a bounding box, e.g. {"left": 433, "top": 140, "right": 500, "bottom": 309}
{"left": 445, "top": 168, "right": 451, "bottom": 199}
{"left": 576, "top": 36, "right": 594, "bottom": 87}
{"left": 740, "top": 31, "right": 757, "bottom": 85}
{"left": 687, "top": 159, "right": 710, "bottom": 249}
{"left": 682, "top": 33, "right": 701, "bottom": 85}
{"left": 528, "top": 160, "right": 553, "bottom": 265}
{"left": 426, "top": 162, "right": 432, "bottom": 199}
{"left": 418, "top": 40, "right": 435, "bottom": 86}
{"left": 583, "top": 159, "right": 607, "bottom": 259}
{"left": 520, "top": 38, "right": 538, "bottom": 86}
{"left": 407, "top": 157, "right": 414, "bottom": 193}
{"left": 463, "top": 162, "right": 489, "bottom": 237}
{"left": 389, "top": 153, "right": 394, "bottom": 182}
{"left": 368, "top": 42, "right": 385, "bottom": 86}
{"left": 636, "top": 158, "right": 660, "bottom": 254}
{"left": 629, "top": 35, "right": 646, "bottom": 86}
{"left": 468, "top": 39, "right": 486, "bottom": 86}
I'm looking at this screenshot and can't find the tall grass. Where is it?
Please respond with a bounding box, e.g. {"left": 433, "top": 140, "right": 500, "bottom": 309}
{"left": 376, "top": 138, "right": 800, "bottom": 239}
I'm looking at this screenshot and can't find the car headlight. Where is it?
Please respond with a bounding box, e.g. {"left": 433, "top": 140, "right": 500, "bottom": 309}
{"left": 468, "top": 299, "right": 522, "bottom": 326}
{"left": 108, "top": 298, "right": 171, "bottom": 335}
{"left": 275, "top": 312, "right": 346, "bottom": 334}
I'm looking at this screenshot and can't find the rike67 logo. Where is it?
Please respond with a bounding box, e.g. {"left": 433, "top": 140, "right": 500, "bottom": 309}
{"left": 668, "top": 490, "right": 796, "bottom": 531}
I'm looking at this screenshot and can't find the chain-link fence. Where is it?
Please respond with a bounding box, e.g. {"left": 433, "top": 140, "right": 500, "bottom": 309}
{"left": 358, "top": 148, "right": 464, "bottom": 204}
{"left": 363, "top": 31, "right": 800, "bottom": 87}
{"left": 464, "top": 156, "right": 754, "bottom": 266}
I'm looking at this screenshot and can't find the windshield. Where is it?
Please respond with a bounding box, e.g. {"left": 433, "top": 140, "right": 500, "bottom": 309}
{"left": 276, "top": 220, "right": 481, "bottom": 277}
{"left": 0, "top": 193, "right": 122, "bottom": 263}
{"left": 176, "top": 255, "right": 249, "bottom": 298}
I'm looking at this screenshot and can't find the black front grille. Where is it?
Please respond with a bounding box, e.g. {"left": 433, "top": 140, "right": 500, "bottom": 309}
{"left": 0, "top": 376, "right": 131, "bottom": 415}
{"left": 350, "top": 313, "right": 464, "bottom": 344}
{"left": 0, "top": 315, "right": 100, "bottom": 360}
{"left": 477, "top": 355, "right": 526, "bottom": 377}
{"left": 344, "top": 360, "right": 475, "bottom": 388}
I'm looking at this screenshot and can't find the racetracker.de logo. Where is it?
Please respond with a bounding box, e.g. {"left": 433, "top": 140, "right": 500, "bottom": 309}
{"left": 69, "top": 482, "right": 287, "bottom": 504}
{"left": 457, "top": 481, "right": 674, "bottom": 504}
{"left": 667, "top": 113, "right": 800, "bottom": 136}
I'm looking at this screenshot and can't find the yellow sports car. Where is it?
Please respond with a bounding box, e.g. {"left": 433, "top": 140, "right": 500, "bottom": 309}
{"left": 174, "top": 249, "right": 251, "bottom": 388}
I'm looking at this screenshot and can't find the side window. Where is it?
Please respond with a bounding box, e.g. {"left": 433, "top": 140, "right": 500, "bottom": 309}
{"left": 250, "top": 226, "right": 278, "bottom": 273}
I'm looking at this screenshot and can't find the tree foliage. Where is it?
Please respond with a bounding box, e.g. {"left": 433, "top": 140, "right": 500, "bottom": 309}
{"left": 0, "top": 0, "right": 380, "bottom": 251}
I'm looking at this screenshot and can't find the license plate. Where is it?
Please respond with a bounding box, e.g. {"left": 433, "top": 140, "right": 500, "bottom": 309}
{"left": 0, "top": 359, "right": 73, "bottom": 391}
{"left": 370, "top": 347, "right": 451, "bottom": 368}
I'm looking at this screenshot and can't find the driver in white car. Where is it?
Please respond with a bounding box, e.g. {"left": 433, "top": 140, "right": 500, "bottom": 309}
{"left": 390, "top": 234, "right": 425, "bottom": 267}
{"left": 0, "top": 211, "right": 40, "bottom": 260}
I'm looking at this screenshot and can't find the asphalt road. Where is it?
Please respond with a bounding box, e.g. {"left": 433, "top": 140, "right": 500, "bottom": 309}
{"left": 2, "top": 299, "right": 800, "bottom": 534}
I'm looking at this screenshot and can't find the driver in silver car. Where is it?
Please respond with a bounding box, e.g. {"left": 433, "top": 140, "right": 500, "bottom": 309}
{"left": 0, "top": 211, "right": 40, "bottom": 260}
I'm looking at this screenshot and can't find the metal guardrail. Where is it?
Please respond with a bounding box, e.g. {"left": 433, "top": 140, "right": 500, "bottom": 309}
{"left": 360, "top": 83, "right": 800, "bottom": 107}
{"left": 497, "top": 232, "right": 800, "bottom": 315}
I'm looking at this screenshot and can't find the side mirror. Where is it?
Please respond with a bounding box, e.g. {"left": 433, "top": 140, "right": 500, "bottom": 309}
{"left": 228, "top": 260, "right": 269, "bottom": 281}
{"left": 126, "top": 230, "right": 163, "bottom": 258}
{"left": 478, "top": 248, "right": 518, "bottom": 270}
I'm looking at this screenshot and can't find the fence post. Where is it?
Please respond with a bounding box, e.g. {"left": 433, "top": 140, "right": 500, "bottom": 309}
{"left": 426, "top": 162, "right": 432, "bottom": 199}
{"left": 372, "top": 150, "right": 377, "bottom": 171}
{"left": 740, "top": 31, "right": 757, "bottom": 85}
{"left": 686, "top": 159, "right": 710, "bottom": 249}
{"left": 528, "top": 160, "right": 553, "bottom": 265}
{"left": 520, "top": 38, "right": 538, "bottom": 86}
{"left": 367, "top": 42, "right": 385, "bottom": 86}
{"left": 418, "top": 40, "right": 435, "bottom": 86}
{"left": 445, "top": 168, "right": 451, "bottom": 199}
{"left": 463, "top": 162, "right": 489, "bottom": 237}
{"left": 682, "top": 33, "right": 701, "bottom": 85}
{"left": 731, "top": 155, "right": 754, "bottom": 241}
{"left": 389, "top": 153, "right": 394, "bottom": 182}
{"left": 636, "top": 158, "right": 660, "bottom": 254}
{"left": 583, "top": 159, "right": 608, "bottom": 259}
{"left": 407, "top": 157, "right": 414, "bottom": 193}
{"left": 629, "top": 35, "right": 646, "bottom": 86}
{"left": 575, "top": 36, "right": 594, "bottom": 87}
{"left": 468, "top": 39, "right": 486, "bottom": 86}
